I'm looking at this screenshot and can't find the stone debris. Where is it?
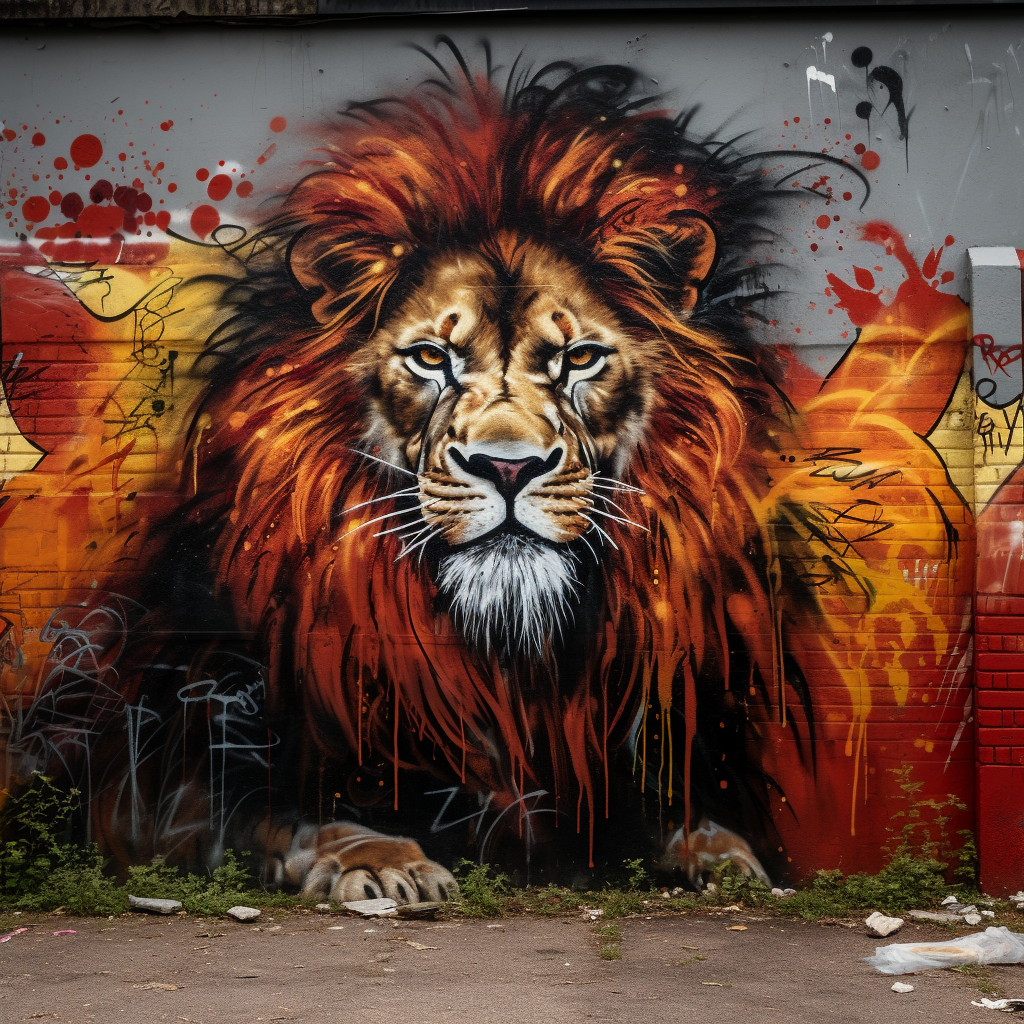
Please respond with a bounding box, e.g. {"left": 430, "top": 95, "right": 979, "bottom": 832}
{"left": 342, "top": 897, "right": 398, "bottom": 917}
{"left": 1011, "top": 892, "right": 1024, "bottom": 911}
{"left": 396, "top": 901, "right": 443, "bottom": 919}
{"left": 225, "top": 906, "right": 261, "bottom": 922}
{"left": 941, "top": 895, "right": 959, "bottom": 906}
{"left": 964, "top": 914, "right": 984, "bottom": 926}
{"left": 581, "top": 907, "right": 604, "bottom": 921}
{"left": 315, "top": 903, "right": 331, "bottom": 913}
{"left": 865, "top": 912, "right": 904, "bottom": 937}
{"left": 891, "top": 982, "right": 914, "bottom": 994}
{"left": 908, "top": 910, "right": 960, "bottom": 923}
{"left": 771, "top": 887, "right": 797, "bottom": 898}
{"left": 128, "top": 896, "right": 183, "bottom": 915}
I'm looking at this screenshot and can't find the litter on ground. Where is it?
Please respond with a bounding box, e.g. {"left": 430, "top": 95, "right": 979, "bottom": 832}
{"left": 865, "top": 927, "right": 1024, "bottom": 975}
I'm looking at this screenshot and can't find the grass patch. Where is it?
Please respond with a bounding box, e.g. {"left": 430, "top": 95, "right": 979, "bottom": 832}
{"left": 593, "top": 920, "right": 622, "bottom": 960}
{"left": 953, "top": 964, "right": 1000, "bottom": 996}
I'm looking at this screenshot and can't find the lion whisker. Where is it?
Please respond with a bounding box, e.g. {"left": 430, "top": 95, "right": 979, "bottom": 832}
{"left": 590, "top": 490, "right": 637, "bottom": 519}
{"left": 592, "top": 475, "right": 645, "bottom": 495}
{"left": 577, "top": 532, "right": 600, "bottom": 566}
{"left": 588, "top": 507, "right": 649, "bottom": 533}
{"left": 346, "top": 446, "right": 417, "bottom": 479}
{"left": 339, "top": 486, "right": 421, "bottom": 517}
{"left": 579, "top": 513, "right": 619, "bottom": 551}
{"left": 396, "top": 528, "right": 440, "bottom": 565}
{"left": 338, "top": 505, "right": 423, "bottom": 542}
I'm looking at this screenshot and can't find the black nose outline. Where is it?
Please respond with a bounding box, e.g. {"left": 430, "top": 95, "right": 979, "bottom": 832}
{"left": 449, "top": 447, "right": 563, "bottom": 499}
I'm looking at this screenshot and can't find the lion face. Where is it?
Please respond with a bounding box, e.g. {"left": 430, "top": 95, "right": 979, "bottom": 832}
{"left": 355, "top": 241, "right": 654, "bottom": 655}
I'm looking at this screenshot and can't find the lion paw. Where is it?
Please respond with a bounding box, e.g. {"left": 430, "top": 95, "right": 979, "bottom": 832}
{"left": 272, "top": 822, "right": 458, "bottom": 904}
{"left": 659, "top": 818, "right": 771, "bottom": 888}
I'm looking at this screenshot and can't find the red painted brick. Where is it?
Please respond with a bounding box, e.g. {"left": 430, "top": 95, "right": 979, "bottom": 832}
{"left": 978, "top": 691, "right": 1024, "bottom": 708}
{"left": 979, "top": 747, "right": 996, "bottom": 764}
{"left": 976, "top": 653, "right": 1024, "bottom": 672}
{"left": 978, "top": 710, "right": 1004, "bottom": 727}
{"left": 978, "top": 729, "right": 1024, "bottom": 746}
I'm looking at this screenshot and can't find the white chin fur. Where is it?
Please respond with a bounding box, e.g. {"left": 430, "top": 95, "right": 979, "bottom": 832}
{"left": 436, "top": 534, "right": 579, "bottom": 658}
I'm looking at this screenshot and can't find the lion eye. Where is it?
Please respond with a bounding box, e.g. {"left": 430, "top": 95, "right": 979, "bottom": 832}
{"left": 407, "top": 344, "right": 449, "bottom": 370}
{"left": 565, "top": 344, "right": 610, "bottom": 372}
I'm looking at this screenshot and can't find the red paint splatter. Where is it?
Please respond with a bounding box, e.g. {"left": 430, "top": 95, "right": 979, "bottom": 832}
{"left": 810, "top": 243, "right": 818, "bottom": 252}
{"left": 48, "top": 190, "right": 61, "bottom": 205}
{"left": 922, "top": 247, "right": 943, "bottom": 279}
{"left": 815, "top": 214, "right": 831, "bottom": 230}
{"left": 118, "top": 152, "right": 127, "bottom": 162}
{"left": 70, "top": 134, "right": 103, "bottom": 168}
{"left": 53, "top": 156, "right": 67, "bottom": 170}
{"left": 2, "top": 129, "right": 16, "bottom": 142}
{"left": 60, "top": 193, "right": 84, "bottom": 221}
{"left": 941, "top": 270, "right": 955, "bottom": 284}
{"left": 155, "top": 210, "right": 171, "bottom": 231}
{"left": 113, "top": 186, "right": 138, "bottom": 212}
{"left": 256, "top": 143, "right": 277, "bottom": 166}
{"left": 236, "top": 180, "right": 253, "bottom": 198}
{"left": 136, "top": 192, "right": 152, "bottom": 213}
{"left": 206, "top": 174, "right": 232, "bottom": 202}
{"left": 793, "top": 117, "right": 800, "bottom": 124}
{"left": 21, "top": 196, "right": 50, "bottom": 223}
{"left": 196, "top": 168, "right": 209, "bottom": 181}
{"left": 853, "top": 267, "right": 876, "bottom": 291}
{"left": 843, "top": 192, "right": 853, "bottom": 201}
{"left": 167, "top": 183, "right": 177, "bottom": 193}
{"left": 853, "top": 143, "right": 866, "bottom": 156}
{"left": 270, "top": 116, "right": 287, "bottom": 133}
{"left": 159, "top": 120, "right": 174, "bottom": 131}
{"left": 190, "top": 204, "right": 220, "bottom": 239}
{"left": 861, "top": 151, "right": 880, "bottom": 171}
{"left": 89, "top": 180, "right": 114, "bottom": 204}
{"left": 945, "top": 234, "right": 955, "bottom": 247}
{"left": 31, "top": 132, "right": 45, "bottom": 147}
{"left": 824, "top": 118, "right": 831, "bottom": 125}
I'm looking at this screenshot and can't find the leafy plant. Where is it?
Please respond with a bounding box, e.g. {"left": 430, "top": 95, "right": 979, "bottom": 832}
{"left": 452, "top": 859, "right": 512, "bottom": 918}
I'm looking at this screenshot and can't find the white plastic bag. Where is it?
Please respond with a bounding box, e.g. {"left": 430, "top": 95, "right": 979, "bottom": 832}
{"left": 864, "top": 926, "right": 1024, "bottom": 975}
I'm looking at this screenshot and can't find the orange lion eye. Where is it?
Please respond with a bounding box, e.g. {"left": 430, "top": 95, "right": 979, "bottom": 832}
{"left": 566, "top": 344, "right": 609, "bottom": 371}
{"left": 409, "top": 345, "right": 448, "bottom": 369}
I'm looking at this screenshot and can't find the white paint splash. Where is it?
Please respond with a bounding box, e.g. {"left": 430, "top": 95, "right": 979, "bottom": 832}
{"left": 806, "top": 65, "right": 836, "bottom": 93}
{"left": 806, "top": 65, "right": 838, "bottom": 123}
{"left": 822, "top": 31, "right": 833, "bottom": 64}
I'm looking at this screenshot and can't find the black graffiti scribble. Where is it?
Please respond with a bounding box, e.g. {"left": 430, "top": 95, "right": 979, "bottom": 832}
{"left": 851, "top": 46, "right": 912, "bottom": 170}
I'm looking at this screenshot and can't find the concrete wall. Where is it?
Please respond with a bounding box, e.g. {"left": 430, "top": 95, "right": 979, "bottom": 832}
{"left": 0, "top": 10, "right": 1021, "bottom": 895}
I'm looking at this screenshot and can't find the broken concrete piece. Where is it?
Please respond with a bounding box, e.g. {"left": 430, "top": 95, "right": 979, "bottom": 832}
{"left": 315, "top": 903, "right": 331, "bottom": 912}
{"left": 964, "top": 914, "right": 983, "bottom": 926}
{"left": 865, "top": 912, "right": 904, "bottom": 937}
{"left": 342, "top": 897, "right": 398, "bottom": 917}
{"left": 128, "top": 896, "right": 183, "bottom": 915}
{"left": 891, "top": 982, "right": 914, "bottom": 994}
{"left": 941, "top": 895, "right": 958, "bottom": 906}
{"left": 395, "top": 901, "right": 443, "bottom": 919}
{"left": 908, "top": 910, "right": 960, "bottom": 923}
{"left": 226, "top": 906, "right": 261, "bottom": 922}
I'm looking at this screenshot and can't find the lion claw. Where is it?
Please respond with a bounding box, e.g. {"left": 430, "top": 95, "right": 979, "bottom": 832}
{"left": 276, "top": 822, "right": 458, "bottom": 905}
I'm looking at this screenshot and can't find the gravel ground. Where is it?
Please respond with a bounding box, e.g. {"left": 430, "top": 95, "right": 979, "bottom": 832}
{"left": 0, "top": 909, "right": 1020, "bottom": 1023}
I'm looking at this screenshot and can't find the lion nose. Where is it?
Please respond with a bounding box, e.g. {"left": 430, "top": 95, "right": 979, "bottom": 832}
{"left": 452, "top": 448, "right": 562, "bottom": 499}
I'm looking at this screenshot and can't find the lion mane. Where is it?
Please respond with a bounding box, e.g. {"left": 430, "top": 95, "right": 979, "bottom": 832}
{"left": 37, "top": 55, "right": 835, "bottom": 874}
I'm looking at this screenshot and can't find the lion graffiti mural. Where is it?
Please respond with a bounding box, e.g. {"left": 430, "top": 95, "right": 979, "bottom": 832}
{"left": 0, "top": 48, "right": 974, "bottom": 901}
